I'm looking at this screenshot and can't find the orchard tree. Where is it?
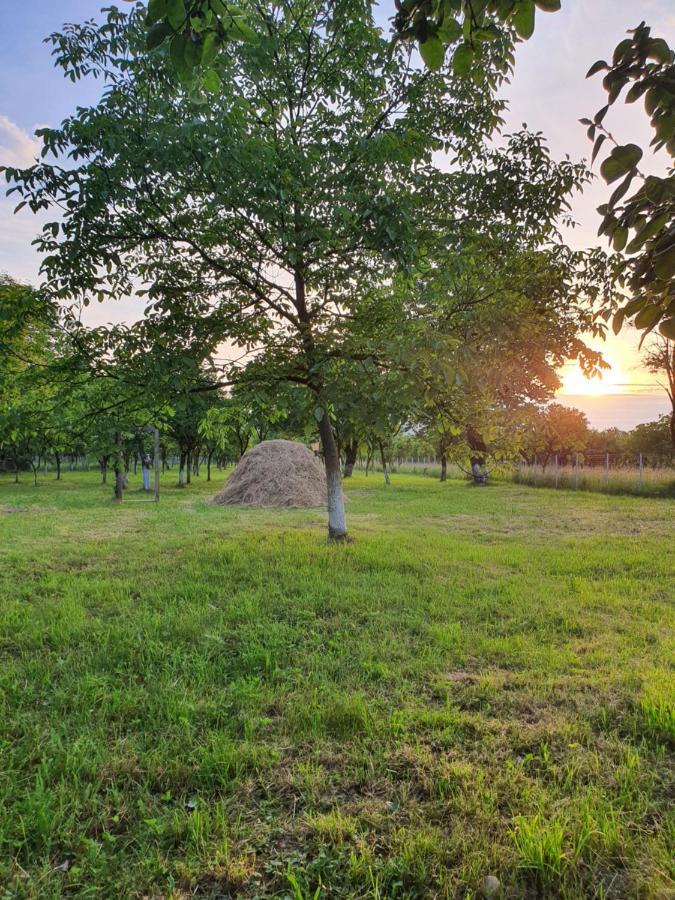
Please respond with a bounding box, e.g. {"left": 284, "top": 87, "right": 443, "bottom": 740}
{"left": 529, "top": 403, "right": 589, "bottom": 466}
{"left": 622, "top": 415, "right": 673, "bottom": 462}
{"left": 4, "top": 1, "right": 544, "bottom": 540}
{"left": 642, "top": 336, "right": 674, "bottom": 448}
{"left": 405, "top": 233, "right": 610, "bottom": 476}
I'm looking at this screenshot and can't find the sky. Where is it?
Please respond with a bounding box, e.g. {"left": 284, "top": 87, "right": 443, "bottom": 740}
{"left": 0, "top": 0, "right": 673, "bottom": 430}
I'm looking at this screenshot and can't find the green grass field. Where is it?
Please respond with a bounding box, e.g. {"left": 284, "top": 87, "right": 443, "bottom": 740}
{"left": 0, "top": 470, "right": 673, "bottom": 898}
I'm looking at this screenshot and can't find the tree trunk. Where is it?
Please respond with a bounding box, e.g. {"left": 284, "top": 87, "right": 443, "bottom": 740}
{"left": 379, "top": 441, "right": 390, "bottom": 485}
{"left": 318, "top": 412, "right": 347, "bottom": 541}
{"left": 186, "top": 449, "right": 192, "bottom": 485}
{"left": 207, "top": 449, "right": 213, "bottom": 482}
{"left": 343, "top": 439, "right": 358, "bottom": 478}
{"left": 113, "top": 467, "right": 124, "bottom": 501}
{"left": 440, "top": 453, "right": 447, "bottom": 482}
{"left": 178, "top": 451, "right": 186, "bottom": 485}
{"left": 55, "top": 452, "right": 61, "bottom": 481}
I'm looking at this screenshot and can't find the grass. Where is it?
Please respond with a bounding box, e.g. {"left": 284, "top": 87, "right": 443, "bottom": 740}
{"left": 0, "top": 469, "right": 673, "bottom": 898}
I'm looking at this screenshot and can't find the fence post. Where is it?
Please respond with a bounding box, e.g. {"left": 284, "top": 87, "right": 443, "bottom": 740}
{"left": 605, "top": 452, "right": 609, "bottom": 487}
{"left": 555, "top": 454, "right": 559, "bottom": 489}
{"left": 639, "top": 453, "right": 643, "bottom": 490}
{"left": 575, "top": 453, "right": 579, "bottom": 489}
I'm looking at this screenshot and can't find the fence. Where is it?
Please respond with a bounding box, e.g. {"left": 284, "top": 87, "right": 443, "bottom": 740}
{"left": 354, "top": 453, "right": 675, "bottom": 498}
{"left": 512, "top": 453, "right": 674, "bottom": 497}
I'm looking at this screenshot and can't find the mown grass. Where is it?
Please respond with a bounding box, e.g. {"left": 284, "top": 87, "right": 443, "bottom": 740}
{"left": 0, "top": 469, "right": 673, "bottom": 898}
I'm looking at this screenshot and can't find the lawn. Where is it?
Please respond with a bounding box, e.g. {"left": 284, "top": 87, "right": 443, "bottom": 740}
{"left": 0, "top": 470, "right": 673, "bottom": 898}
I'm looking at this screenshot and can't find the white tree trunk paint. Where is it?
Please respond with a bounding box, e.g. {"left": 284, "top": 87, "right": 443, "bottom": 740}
{"left": 326, "top": 468, "right": 347, "bottom": 539}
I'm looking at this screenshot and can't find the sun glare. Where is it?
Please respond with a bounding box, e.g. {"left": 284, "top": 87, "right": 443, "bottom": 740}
{"left": 558, "top": 357, "right": 628, "bottom": 396}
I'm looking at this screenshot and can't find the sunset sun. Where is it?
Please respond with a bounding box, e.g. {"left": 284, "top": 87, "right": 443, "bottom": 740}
{"left": 559, "top": 357, "right": 628, "bottom": 397}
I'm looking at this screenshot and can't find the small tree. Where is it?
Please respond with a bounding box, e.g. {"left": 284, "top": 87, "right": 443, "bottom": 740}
{"left": 642, "top": 336, "right": 675, "bottom": 448}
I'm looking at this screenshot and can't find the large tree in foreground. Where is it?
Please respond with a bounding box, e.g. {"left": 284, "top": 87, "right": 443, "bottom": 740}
{"left": 2, "top": 1, "right": 523, "bottom": 539}
{"left": 584, "top": 22, "right": 675, "bottom": 342}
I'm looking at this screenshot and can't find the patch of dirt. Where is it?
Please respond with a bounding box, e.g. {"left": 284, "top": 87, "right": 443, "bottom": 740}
{"left": 0, "top": 505, "right": 30, "bottom": 515}
{"left": 442, "top": 671, "right": 481, "bottom": 685}
{"left": 213, "top": 440, "right": 328, "bottom": 508}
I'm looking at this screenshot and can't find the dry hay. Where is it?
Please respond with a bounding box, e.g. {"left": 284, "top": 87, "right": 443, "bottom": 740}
{"left": 213, "top": 439, "right": 327, "bottom": 508}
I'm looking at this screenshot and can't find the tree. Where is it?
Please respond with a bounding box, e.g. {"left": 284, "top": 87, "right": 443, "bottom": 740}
{"left": 406, "top": 235, "right": 608, "bottom": 475}
{"left": 643, "top": 335, "right": 675, "bottom": 448}
{"left": 622, "top": 415, "right": 673, "bottom": 462}
{"left": 529, "top": 403, "right": 589, "bottom": 466}
{"left": 584, "top": 22, "right": 675, "bottom": 342}
{"left": 4, "top": 1, "right": 531, "bottom": 539}
{"left": 0, "top": 275, "right": 65, "bottom": 483}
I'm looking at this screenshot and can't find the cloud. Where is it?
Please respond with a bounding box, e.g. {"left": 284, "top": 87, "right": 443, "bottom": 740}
{"left": 0, "top": 115, "right": 40, "bottom": 169}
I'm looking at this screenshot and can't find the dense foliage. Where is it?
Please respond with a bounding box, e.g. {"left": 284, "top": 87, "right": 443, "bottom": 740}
{"left": 584, "top": 22, "right": 675, "bottom": 342}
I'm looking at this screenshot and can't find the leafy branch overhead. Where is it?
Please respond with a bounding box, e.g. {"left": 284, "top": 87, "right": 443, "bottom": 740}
{"left": 583, "top": 22, "right": 675, "bottom": 342}
{"left": 128, "top": 0, "right": 559, "bottom": 90}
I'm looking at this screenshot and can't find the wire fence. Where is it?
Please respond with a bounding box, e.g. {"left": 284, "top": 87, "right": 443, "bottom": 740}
{"left": 355, "top": 454, "right": 675, "bottom": 498}
{"left": 512, "top": 453, "right": 674, "bottom": 497}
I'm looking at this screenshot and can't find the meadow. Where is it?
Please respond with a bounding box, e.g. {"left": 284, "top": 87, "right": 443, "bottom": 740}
{"left": 0, "top": 470, "right": 673, "bottom": 898}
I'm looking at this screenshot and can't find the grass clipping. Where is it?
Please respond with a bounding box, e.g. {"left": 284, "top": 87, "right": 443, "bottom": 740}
{"left": 214, "top": 439, "right": 327, "bottom": 508}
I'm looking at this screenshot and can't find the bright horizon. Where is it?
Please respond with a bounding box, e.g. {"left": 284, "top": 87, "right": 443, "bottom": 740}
{"left": 0, "top": 0, "right": 673, "bottom": 429}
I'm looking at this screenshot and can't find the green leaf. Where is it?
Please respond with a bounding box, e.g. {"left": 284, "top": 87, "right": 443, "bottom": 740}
{"left": 166, "top": 0, "right": 187, "bottom": 31}
{"left": 611, "top": 309, "right": 625, "bottom": 335}
{"left": 146, "top": 0, "right": 168, "bottom": 27}
{"left": 608, "top": 172, "right": 634, "bottom": 208}
{"left": 613, "top": 143, "right": 642, "bottom": 170}
{"left": 472, "top": 24, "right": 501, "bottom": 42}
{"left": 512, "top": 0, "right": 535, "bottom": 40}
{"left": 452, "top": 42, "right": 474, "bottom": 76}
{"left": 658, "top": 317, "right": 675, "bottom": 339}
{"left": 202, "top": 69, "right": 221, "bottom": 94}
{"left": 627, "top": 213, "right": 669, "bottom": 253}
{"left": 634, "top": 303, "right": 662, "bottom": 330}
{"left": 612, "top": 226, "right": 628, "bottom": 252}
{"left": 534, "top": 0, "right": 560, "bottom": 9}
{"left": 600, "top": 144, "right": 642, "bottom": 184}
{"left": 419, "top": 36, "right": 445, "bottom": 71}
{"left": 313, "top": 406, "right": 324, "bottom": 423}
{"left": 591, "top": 133, "right": 606, "bottom": 164}
{"left": 227, "top": 18, "right": 258, "bottom": 44}
{"left": 654, "top": 242, "right": 675, "bottom": 281}
{"left": 184, "top": 35, "right": 203, "bottom": 69}
{"left": 647, "top": 37, "right": 672, "bottom": 65}
{"left": 147, "top": 22, "right": 172, "bottom": 50}
{"left": 586, "top": 59, "right": 608, "bottom": 78}
{"left": 169, "top": 33, "right": 188, "bottom": 76}
{"left": 437, "top": 17, "right": 462, "bottom": 43}
{"left": 202, "top": 32, "right": 220, "bottom": 66}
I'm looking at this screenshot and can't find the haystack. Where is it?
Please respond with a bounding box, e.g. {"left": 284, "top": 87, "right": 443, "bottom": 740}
{"left": 214, "top": 439, "right": 327, "bottom": 508}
